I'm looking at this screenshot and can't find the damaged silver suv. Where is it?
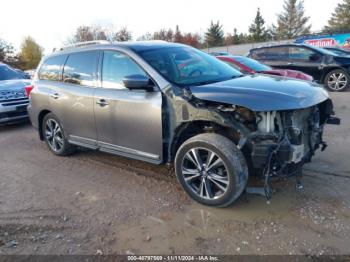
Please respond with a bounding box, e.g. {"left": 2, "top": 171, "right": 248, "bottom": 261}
{"left": 28, "top": 41, "right": 339, "bottom": 207}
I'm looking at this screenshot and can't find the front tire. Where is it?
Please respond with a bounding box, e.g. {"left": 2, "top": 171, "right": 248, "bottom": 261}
{"left": 42, "top": 113, "right": 75, "bottom": 156}
{"left": 324, "top": 69, "right": 349, "bottom": 92}
{"left": 175, "top": 133, "right": 248, "bottom": 207}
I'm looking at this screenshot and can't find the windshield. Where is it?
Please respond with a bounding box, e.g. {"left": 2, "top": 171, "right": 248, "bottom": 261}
{"left": 137, "top": 46, "right": 242, "bottom": 87}
{"left": 0, "top": 65, "right": 24, "bottom": 81}
{"left": 232, "top": 56, "right": 271, "bottom": 72}
{"left": 325, "top": 48, "right": 350, "bottom": 56}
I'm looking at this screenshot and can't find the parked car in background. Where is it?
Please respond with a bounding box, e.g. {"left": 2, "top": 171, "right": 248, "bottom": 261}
{"left": 28, "top": 41, "right": 338, "bottom": 207}
{"left": 24, "top": 69, "right": 36, "bottom": 79}
{"left": 13, "top": 68, "right": 30, "bottom": 79}
{"left": 0, "top": 63, "right": 31, "bottom": 124}
{"left": 248, "top": 44, "right": 350, "bottom": 91}
{"left": 324, "top": 47, "right": 350, "bottom": 56}
{"left": 216, "top": 55, "right": 313, "bottom": 81}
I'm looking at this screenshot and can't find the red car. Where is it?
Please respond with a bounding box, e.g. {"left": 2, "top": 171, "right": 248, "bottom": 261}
{"left": 217, "top": 55, "right": 314, "bottom": 81}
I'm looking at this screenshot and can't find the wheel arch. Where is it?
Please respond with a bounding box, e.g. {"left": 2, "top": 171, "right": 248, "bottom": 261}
{"left": 174, "top": 132, "right": 249, "bottom": 207}
{"left": 321, "top": 66, "right": 348, "bottom": 83}
{"left": 38, "top": 109, "right": 51, "bottom": 140}
{"left": 168, "top": 120, "right": 243, "bottom": 163}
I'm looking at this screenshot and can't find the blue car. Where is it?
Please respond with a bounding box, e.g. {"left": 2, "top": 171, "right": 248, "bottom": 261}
{"left": 0, "top": 63, "right": 31, "bottom": 124}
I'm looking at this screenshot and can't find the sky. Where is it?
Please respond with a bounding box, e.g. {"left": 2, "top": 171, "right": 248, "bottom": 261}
{"left": 0, "top": 0, "right": 342, "bottom": 53}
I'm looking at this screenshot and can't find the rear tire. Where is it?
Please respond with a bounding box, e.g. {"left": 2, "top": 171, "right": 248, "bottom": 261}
{"left": 175, "top": 133, "right": 248, "bottom": 207}
{"left": 324, "top": 69, "right": 349, "bottom": 92}
{"left": 42, "top": 113, "right": 75, "bottom": 156}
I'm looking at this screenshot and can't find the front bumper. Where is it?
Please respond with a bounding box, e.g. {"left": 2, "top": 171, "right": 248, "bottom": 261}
{"left": 0, "top": 103, "right": 29, "bottom": 124}
{"left": 251, "top": 139, "right": 307, "bottom": 169}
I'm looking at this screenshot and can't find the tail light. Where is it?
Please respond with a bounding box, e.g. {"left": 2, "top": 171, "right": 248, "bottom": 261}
{"left": 25, "top": 85, "right": 34, "bottom": 97}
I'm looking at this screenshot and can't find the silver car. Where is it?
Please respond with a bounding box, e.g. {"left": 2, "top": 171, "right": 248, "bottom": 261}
{"left": 28, "top": 41, "right": 339, "bottom": 207}
{"left": 0, "top": 63, "right": 30, "bottom": 124}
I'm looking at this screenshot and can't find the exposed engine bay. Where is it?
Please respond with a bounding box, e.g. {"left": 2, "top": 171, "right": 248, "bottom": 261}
{"left": 227, "top": 99, "right": 340, "bottom": 201}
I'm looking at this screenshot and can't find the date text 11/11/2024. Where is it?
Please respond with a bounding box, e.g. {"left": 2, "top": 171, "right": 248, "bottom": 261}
{"left": 127, "top": 255, "right": 219, "bottom": 261}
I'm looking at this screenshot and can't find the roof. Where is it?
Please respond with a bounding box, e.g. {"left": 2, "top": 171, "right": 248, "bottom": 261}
{"left": 114, "top": 41, "right": 186, "bottom": 52}
{"left": 52, "top": 40, "right": 186, "bottom": 56}
{"left": 250, "top": 43, "right": 306, "bottom": 50}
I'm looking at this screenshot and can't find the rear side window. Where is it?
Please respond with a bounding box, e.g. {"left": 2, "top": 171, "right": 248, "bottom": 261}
{"left": 102, "top": 51, "right": 147, "bottom": 89}
{"left": 38, "top": 55, "right": 67, "bottom": 81}
{"left": 250, "top": 47, "right": 288, "bottom": 61}
{"left": 63, "top": 51, "right": 98, "bottom": 86}
{"left": 288, "top": 47, "right": 317, "bottom": 61}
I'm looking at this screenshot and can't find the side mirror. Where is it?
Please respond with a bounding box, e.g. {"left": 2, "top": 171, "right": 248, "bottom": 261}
{"left": 309, "top": 54, "right": 321, "bottom": 61}
{"left": 122, "top": 74, "right": 154, "bottom": 91}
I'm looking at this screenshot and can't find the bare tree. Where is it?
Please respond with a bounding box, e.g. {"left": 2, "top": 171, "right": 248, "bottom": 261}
{"left": 174, "top": 25, "right": 183, "bottom": 43}
{"left": 68, "top": 25, "right": 108, "bottom": 44}
{"left": 137, "top": 32, "right": 153, "bottom": 41}
{"left": 111, "top": 27, "right": 132, "bottom": 42}
{"left": 153, "top": 28, "right": 174, "bottom": 42}
{"left": 0, "top": 38, "right": 14, "bottom": 62}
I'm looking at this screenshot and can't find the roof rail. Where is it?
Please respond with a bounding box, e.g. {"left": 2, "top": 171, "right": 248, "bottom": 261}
{"left": 55, "top": 40, "right": 111, "bottom": 52}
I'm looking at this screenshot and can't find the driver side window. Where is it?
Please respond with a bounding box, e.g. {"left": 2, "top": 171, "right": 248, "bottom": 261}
{"left": 102, "top": 51, "right": 147, "bottom": 89}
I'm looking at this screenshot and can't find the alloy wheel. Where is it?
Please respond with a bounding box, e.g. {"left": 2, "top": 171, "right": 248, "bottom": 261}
{"left": 45, "top": 119, "right": 64, "bottom": 152}
{"left": 328, "top": 72, "right": 348, "bottom": 91}
{"left": 181, "top": 147, "right": 229, "bottom": 200}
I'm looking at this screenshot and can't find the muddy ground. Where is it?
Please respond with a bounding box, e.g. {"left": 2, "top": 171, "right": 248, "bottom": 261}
{"left": 0, "top": 93, "right": 349, "bottom": 255}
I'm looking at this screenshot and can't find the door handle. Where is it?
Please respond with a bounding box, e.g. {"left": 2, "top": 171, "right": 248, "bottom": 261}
{"left": 50, "top": 93, "right": 60, "bottom": 99}
{"left": 96, "top": 99, "right": 109, "bottom": 107}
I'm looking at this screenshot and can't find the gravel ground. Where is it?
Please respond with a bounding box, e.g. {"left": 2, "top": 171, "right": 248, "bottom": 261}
{"left": 0, "top": 93, "right": 349, "bottom": 255}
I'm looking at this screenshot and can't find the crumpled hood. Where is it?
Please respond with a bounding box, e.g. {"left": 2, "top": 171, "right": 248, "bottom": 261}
{"left": 0, "top": 79, "right": 30, "bottom": 91}
{"left": 190, "top": 74, "right": 330, "bottom": 111}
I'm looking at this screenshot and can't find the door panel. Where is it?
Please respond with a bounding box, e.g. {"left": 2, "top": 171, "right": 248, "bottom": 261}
{"left": 94, "top": 50, "right": 163, "bottom": 163}
{"left": 287, "top": 47, "right": 323, "bottom": 80}
{"left": 54, "top": 83, "right": 96, "bottom": 144}
{"left": 55, "top": 51, "right": 99, "bottom": 144}
{"left": 94, "top": 89, "right": 163, "bottom": 162}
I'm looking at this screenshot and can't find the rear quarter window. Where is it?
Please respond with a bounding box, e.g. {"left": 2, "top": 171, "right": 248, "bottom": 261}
{"left": 38, "top": 55, "right": 67, "bottom": 81}
{"left": 250, "top": 47, "right": 288, "bottom": 61}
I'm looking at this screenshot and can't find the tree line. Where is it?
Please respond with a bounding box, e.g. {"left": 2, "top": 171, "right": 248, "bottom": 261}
{"left": 1, "top": 0, "right": 350, "bottom": 70}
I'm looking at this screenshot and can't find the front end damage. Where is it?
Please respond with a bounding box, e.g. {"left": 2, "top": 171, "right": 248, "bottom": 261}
{"left": 235, "top": 99, "right": 340, "bottom": 201}
{"left": 165, "top": 87, "right": 340, "bottom": 202}
{"left": 163, "top": 74, "right": 341, "bottom": 202}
